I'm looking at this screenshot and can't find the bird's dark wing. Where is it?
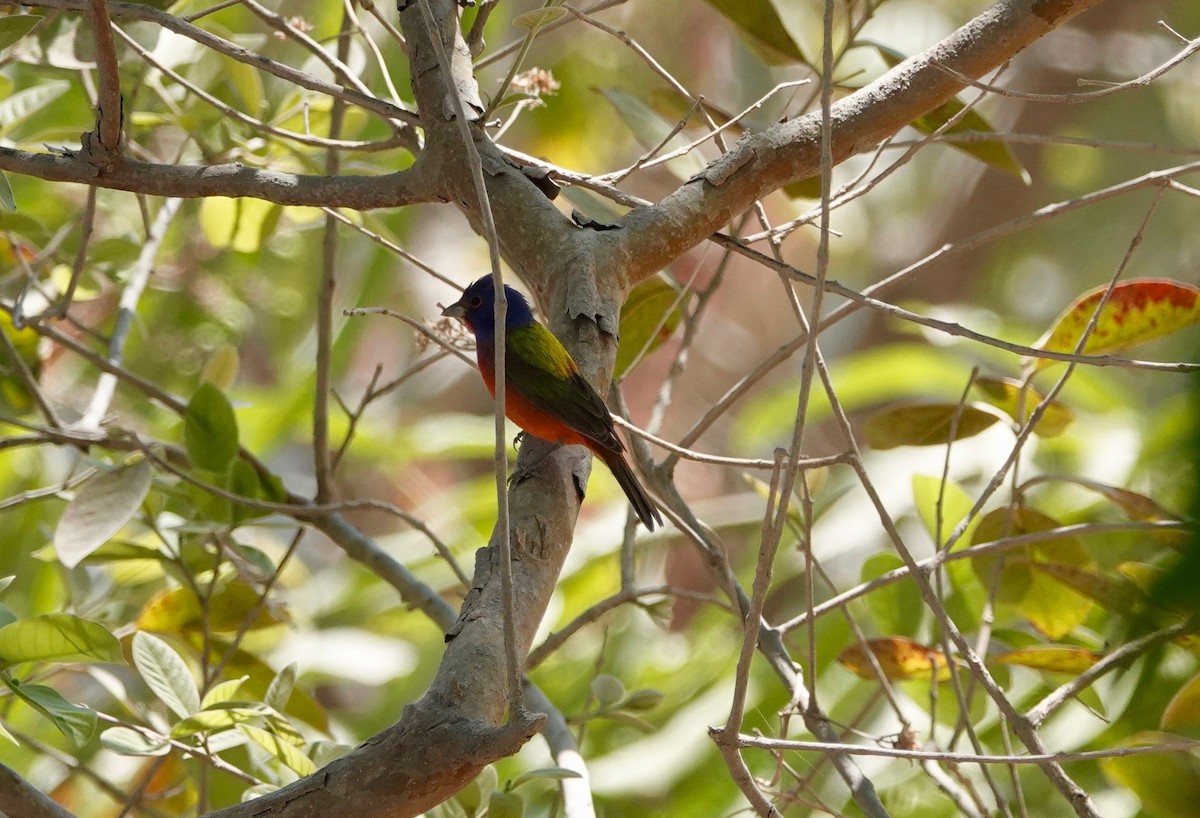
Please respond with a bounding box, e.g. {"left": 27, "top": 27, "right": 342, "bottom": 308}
{"left": 504, "top": 322, "right": 623, "bottom": 452}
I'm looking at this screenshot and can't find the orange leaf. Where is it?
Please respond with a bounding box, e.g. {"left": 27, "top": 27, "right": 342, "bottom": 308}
{"left": 1035, "top": 278, "right": 1200, "bottom": 365}
{"left": 837, "top": 637, "right": 953, "bottom": 682}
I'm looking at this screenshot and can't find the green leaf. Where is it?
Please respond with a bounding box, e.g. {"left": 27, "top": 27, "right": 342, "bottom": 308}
{"left": 0, "top": 309, "right": 44, "bottom": 416}
{"left": 992, "top": 646, "right": 1101, "bottom": 674}
{"left": 512, "top": 8, "right": 567, "bottom": 29}
{"left": 132, "top": 631, "right": 201, "bottom": 718}
{"left": 510, "top": 767, "right": 583, "bottom": 788}
{"left": 265, "top": 663, "right": 296, "bottom": 713}
{"left": 621, "top": 688, "right": 664, "bottom": 711}
{"left": 7, "top": 681, "right": 96, "bottom": 745}
{"left": 200, "top": 344, "right": 240, "bottom": 391}
{"left": 972, "top": 376, "right": 1073, "bottom": 437}
{"left": 0, "top": 80, "right": 70, "bottom": 139}
{"left": 701, "top": 0, "right": 807, "bottom": 64}
{"left": 615, "top": 276, "right": 689, "bottom": 377}
{"left": 185, "top": 382, "right": 240, "bottom": 472}
{"left": 1162, "top": 673, "right": 1200, "bottom": 732}
{"left": 862, "top": 553, "right": 922, "bottom": 636}
{"left": 971, "top": 508, "right": 1094, "bottom": 639}
{"left": 0, "top": 172, "right": 14, "bottom": 212}
{"left": 912, "top": 474, "right": 977, "bottom": 547}
{"left": 870, "top": 42, "right": 1029, "bottom": 182}
{"left": 597, "top": 88, "right": 707, "bottom": 180}
{"left": 1100, "top": 731, "right": 1200, "bottom": 817}
{"left": 239, "top": 724, "right": 316, "bottom": 776}
{"left": 201, "top": 675, "right": 250, "bottom": 709}
{"left": 101, "top": 726, "right": 170, "bottom": 757}
{"left": 487, "top": 789, "right": 525, "bottom": 818}
{"left": 0, "top": 14, "right": 43, "bottom": 52}
{"left": 230, "top": 459, "right": 271, "bottom": 523}
{"left": 171, "top": 704, "right": 265, "bottom": 738}
{"left": 53, "top": 458, "right": 154, "bottom": 569}
{"left": 0, "top": 613, "right": 122, "bottom": 665}
{"left": 199, "top": 196, "right": 279, "bottom": 254}
{"left": 864, "top": 403, "right": 1005, "bottom": 449}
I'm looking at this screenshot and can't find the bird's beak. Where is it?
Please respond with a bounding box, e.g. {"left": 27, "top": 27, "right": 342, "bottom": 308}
{"left": 441, "top": 300, "right": 467, "bottom": 319}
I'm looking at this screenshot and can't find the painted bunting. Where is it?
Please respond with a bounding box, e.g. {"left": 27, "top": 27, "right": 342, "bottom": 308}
{"left": 442, "top": 276, "right": 662, "bottom": 531}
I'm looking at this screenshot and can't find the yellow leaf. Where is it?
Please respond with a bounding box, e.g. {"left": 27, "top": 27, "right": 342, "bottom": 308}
{"left": 837, "top": 637, "right": 953, "bottom": 682}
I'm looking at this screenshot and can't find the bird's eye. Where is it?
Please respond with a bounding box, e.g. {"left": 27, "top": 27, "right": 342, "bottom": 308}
{"left": 468, "top": 296, "right": 483, "bottom": 308}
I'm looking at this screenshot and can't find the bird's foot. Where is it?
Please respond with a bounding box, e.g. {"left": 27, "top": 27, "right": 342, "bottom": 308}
{"left": 508, "top": 440, "right": 563, "bottom": 487}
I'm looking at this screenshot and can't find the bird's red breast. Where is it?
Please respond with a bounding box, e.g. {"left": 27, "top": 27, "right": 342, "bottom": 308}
{"left": 475, "top": 344, "right": 595, "bottom": 449}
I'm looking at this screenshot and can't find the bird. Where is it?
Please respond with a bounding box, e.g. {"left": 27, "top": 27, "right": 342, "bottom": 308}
{"left": 442, "top": 275, "right": 662, "bottom": 531}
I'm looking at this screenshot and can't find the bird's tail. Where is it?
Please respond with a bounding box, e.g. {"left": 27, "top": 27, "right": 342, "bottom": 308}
{"left": 600, "top": 449, "right": 663, "bottom": 531}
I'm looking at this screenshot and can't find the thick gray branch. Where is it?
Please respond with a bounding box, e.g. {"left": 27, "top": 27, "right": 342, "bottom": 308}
{"left": 609, "top": 0, "right": 1109, "bottom": 283}
{"left": 0, "top": 148, "right": 440, "bottom": 207}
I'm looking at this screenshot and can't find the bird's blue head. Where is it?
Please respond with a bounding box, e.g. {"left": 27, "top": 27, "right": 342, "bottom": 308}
{"left": 441, "top": 276, "right": 535, "bottom": 342}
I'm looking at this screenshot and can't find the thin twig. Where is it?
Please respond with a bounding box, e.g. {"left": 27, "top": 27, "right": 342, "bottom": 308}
{"left": 931, "top": 31, "right": 1200, "bottom": 104}
{"left": 79, "top": 196, "right": 181, "bottom": 430}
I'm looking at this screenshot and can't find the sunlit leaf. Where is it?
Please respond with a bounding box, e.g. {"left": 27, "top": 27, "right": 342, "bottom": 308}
{"left": 201, "top": 641, "right": 328, "bottom": 733}
{"left": 0, "top": 14, "right": 43, "bottom": 52}
{"left": 912, "top": 474, "right": 977, "bottom": 547}
{"left": 137, "top": 582, "right": 284, "bottom": 634}
{"left": 199, "top": 196, "right": 279, "bottom": 254}
{"left": 201, "top": 675, "right": 250, "bottom": 709}
{"left": 185, "top": 382, "right": 239, "bottom": 473}
{"left": 864, "top": 403, "right": 1004, "bottom": 449}
{"left": 971, "top": 508, "right": 1094, "bottom": 638}
{"left": 265, "top": 663, "right": 296, "bottom": 713}
{"left": 6, "top": 680, "right": 96, "bottom": 745}
{"left": 1035, "top": 562, "right": 1150, "bottom": 622}
{"left": 862, "top": 553, "right": 922, "bottom": 636}
{"left": 0, "top": 80, "right": 70, "bottom": 139}
{"left": 201, "top": 344, "right": 240, "bottom": 392}
{"left": 837, "top": 637, "right": 953, "bottom": 682}
{"left": 101, "top": 726, "right": 170, "bottom": 757}
{"left": 972, "top": 376, "right": 1073, "bottom": 437}
{"left": 993, "top": 646, "right": 1101, "bottom": 674}
{"left": 132, "top": 631, "right": 200, "bottom": 718}
{"left": 870, "top": 42, "right": 1028, "bottom": 182}
{"left": 701, "top": 0, "right": 807, "bottom": 64}
{"left": 0, "top": 310, "right": 42, "bottom": 415}
{"left": 1100, "top": 731, "right": 1200, "bottom": 817}
{"left": 171, "top": 704, "right": 265, "bottom": 738}
{"left": 1034, "top": 278, "right": 1200, "bottom": 365}
{"left": 239, "top": 724, "right": 316, "bottom": 776}
{"left": 615, "top": 276, "right": 689, "bottom": 376}
{"left": 1162, "top": 673, "right": 1200, "bottom": 732}
{"left": 53, "top": 458, "right": 153, "bottom": 569}
{"left": 0, "top": 613, "right": 122, "bottom": 665}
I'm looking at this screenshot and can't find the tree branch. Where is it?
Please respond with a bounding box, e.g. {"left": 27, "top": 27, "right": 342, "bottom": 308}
{"left": 608, "top": 0, "right": 1110, "bottom": 284}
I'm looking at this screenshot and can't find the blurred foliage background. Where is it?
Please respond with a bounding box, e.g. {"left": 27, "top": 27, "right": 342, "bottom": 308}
{"left": 1, "top": 0, "right": 1199, "bottom": 816}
